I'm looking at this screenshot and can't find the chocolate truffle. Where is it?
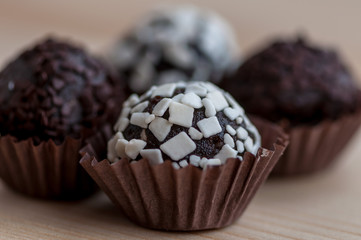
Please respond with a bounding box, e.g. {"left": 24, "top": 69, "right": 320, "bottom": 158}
{"left": 107, "top": 81, "right": 261, "bottom": 169}
{"left": 0, "top": 38, "right": 124, "bottom": 145}
{"left": 222, "top": 38, "right": 361, "bottom": 125}
{"left": 109, "top": 6, "right": 240, "bottom": 94}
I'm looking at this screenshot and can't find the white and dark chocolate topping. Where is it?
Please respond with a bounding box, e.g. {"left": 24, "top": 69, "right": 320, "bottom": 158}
{"left": 109, "top": 6, "right": 240, "bottom": 94}
{"left": 108, "top": 82, "right": 260, "bottom": 169}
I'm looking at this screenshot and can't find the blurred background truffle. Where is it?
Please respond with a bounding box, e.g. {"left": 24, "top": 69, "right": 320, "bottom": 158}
{"left": 109, "top": 6, "right": 240, "bottom": 94}
{"left": 221, "top": 37, "right": 361, "bottom": 125}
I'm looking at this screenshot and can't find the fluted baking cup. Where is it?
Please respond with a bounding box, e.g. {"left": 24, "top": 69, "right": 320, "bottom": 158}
{"left": 80, "top": 118, "right": 288, "bottom": 231}
{"left": 0, "top": 134, "right": 99, "bottom": 199}
{"left": 271, "top": 110, "right": 361, "bottom": 176}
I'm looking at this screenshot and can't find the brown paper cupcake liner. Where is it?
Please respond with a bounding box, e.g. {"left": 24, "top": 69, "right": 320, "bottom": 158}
{"left": 0, "top": 129, "right": 108, "bottom": 199}
{"left": 80, "top": 118, "right": 288, "bottom": 231}
{"left": 270, "top": 110, "right": 361, "bottom": 176}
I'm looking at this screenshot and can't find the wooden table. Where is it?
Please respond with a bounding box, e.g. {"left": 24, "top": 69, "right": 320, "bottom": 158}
{"left": 1, "top": 1, "right": 361, "bottom": 239}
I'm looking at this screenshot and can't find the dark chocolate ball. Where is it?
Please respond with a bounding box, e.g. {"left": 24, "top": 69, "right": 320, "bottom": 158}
{"left": 221, "top": 38, "right": 361, "bottom": 125}
{"left": 109, "top": 6, "right": 239, "bottom": 95}
{"left": 0, "top": 38, "right": 125, "bottom": 144}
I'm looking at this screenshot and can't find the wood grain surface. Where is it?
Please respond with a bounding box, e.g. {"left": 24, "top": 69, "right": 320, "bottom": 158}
{"left": 1, "top": 0, "right": 361, "bottom": 239}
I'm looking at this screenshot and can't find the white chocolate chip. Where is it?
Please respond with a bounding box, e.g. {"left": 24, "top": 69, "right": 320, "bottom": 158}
{"left": 200, "top": 82, "right": 218, "bottom": 92}
{"left": 179, "top": 160, "right": 189, "bottom": 168}
{"left": 149, "top": 117, "right": 173, "bottom": 142}
{"left": 202, "top": 98, "right": 216, "bottom": 117}
{"left": 114, "top": 117, "right": 129, "bottom": 132}
{"left": 185, "top": 83, "right": 208, "bottom": 97}
{"left": 199, "top": 157, "right": 208, "bottom": 169}
{"left": 223, "top": 107, "right": 239, "bottom": 120}
{"left": 145, "top": 114, "right": 156, "bottom": 124}
{"left": 236, "top": 127, "right": 248, "bottom": 140}
{"left": 226, "top": 125, "right": 236, "bottom": 136}
{"left": 120, "top": 107, "right": 131, "bottom": 118}
{"left": 125, "top": 139, "right": 147, "bottom": 159}
{"left": 115, "top": 139, "right": 129, "bottom": 160}
{"left": 107, "top": 132, "right": 124, "bottom": 162}
{"left": 206, "top": 91, "right": 229, "bottom": 111}
{"left": 244, "top": 137, "right": 254, "bottom": 154}
{"left": 188, "top": 127, "right": 203, "bottom": 140}
{"left": 140, "top": 149, "right": 164, "bottom": 165}
{"left": 124, "top": 94, "right": 140, "bottom": 108}
{"left": 131, "top": 101, "right": 149, "bottom": 113}
{"left": 236, "top": 117, "right": 243, "bottom": 125}
{"left": 168, "top": 102, "right": 194, "bottom": 128}
{"left": 160, "top": 132, "right": 196, "bottom": 160}
{"left": 151, "top": 83, "right": 177, "bottom": 98}
{"left": 224, "top": 92, "right": 245, "bottom": 115}
{"left": 172, "top": 162, "right": 180, "bottom": 170}
{"left": 130, "top": 112, "right": 151, "bottom": 128}
{"left": 207, "top": 158, "right": 222, "bottom": 166}
{"left": 181, "top": 92, "right": 203, "bottom": 109}
{"left": 140, "top": 129, "right": 147, "bottom": 141}
{"left": 172, "top": 93, "right": 184, "bottom": 102}
{"left": 197, "top": 116, "right": 222, "bottom": 138}
{"left": 152, "top": 98, "right": 172, "bottom": 116}
{"left": 189, "top": 155, "right": 201, "bottom": 167}
{"left": 224, "top": 133, "right": 235, "bottom": 148}
{"left": 236, "top": 140, "right": 245, "bottom": 153}
{"left": 214, "top": 144, "right": 238, "bottom": 164}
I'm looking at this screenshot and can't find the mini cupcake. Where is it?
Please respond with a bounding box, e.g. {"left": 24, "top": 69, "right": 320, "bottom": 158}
{"left": 221, "top": 37, "right": 361, "bottom": 176}
{"left": 109, "top": 5, "right": 240, "bottom": 95}
{"left": 80, "top": 81, "right": 288, "bottom": 230}
{"left": 0, "top": 38, "right": 125, "bottom": 199}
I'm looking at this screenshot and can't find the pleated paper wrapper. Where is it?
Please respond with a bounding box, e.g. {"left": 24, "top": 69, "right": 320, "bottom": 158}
{"left": 0, "top": 134, "right": 100, "bottom": 199}
{"left": 271, "top": 110, "right": 361, "bottom": 176}
{"left": 80, "top": 117, "right": 288, "bottom": 231}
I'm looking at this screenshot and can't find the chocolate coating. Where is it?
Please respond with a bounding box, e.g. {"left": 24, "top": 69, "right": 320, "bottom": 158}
{"left": 221, "top": 38, "right": 361, "bottom": 125}
{"left": 0, "top": 38, "right": 125, "bottom": 144}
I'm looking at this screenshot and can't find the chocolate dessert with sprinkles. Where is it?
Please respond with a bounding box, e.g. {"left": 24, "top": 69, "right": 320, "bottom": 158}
{"left": 80, "top": 81, "right": 288, "bottom": 230}
{"left": 0, "top": 38, "right": 125, "bottom": 199}
{"left": 107, "top": 81, "right": 260, "bottom": 169}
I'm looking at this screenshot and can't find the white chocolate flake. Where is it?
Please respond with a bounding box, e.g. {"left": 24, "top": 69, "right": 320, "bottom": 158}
{"left": 185, "top": 83, "right": 208, "bottom": 97}
{"left": 160, "top": 132, "right": 196, "bottom": 160}
{"left": 244, "top": 137, "right": 254, "bottom": 154}
{"left": 202, "top": 98, "right": 216, "bottom": 117}
{"left": 214, "top": 144, "right": 238, "bottom": 163}
{"left": 226, "top": 125, "right": 236, "bottom": 136}
{"left": 181, "top": 92, "right": 203, "bottom": 109}
{"left": 236, "top": 127, "right": 248, "bottom": 140}
{"left": 130, "top": 112, "right": 151, "bottom": 128}
{"left": 236, "top": 140, "right": 245, "bottom": 153}
{"left": 224, "top": 133, "right": 235, "bottom": 148}
{"left": 124, "top": 94, "right": 140, "bottom": 108}
{"left": 145, "top": 114, "right": 156, "bottom": 124}
{"left": 131, "top": 101, "right": 149, "bottom": 113}
{"left": 115, "top": 139, "right": 129, "bottom": 160}
{"left": 197, "top": 116, "right": 222, "bottom": 138}
{"left": 114, "top": 117, "right": 129, "bottom": 132}
{"left": 151, "top": 83, "right": 177, "bottom": 97}
{"left": 206, "top": 91, "right": 228, "bottom": 111}
{"left": 152, "top": 98, "right": 172, "bottom": 116}
{"left": 179, "top": 160, "right": 189, "bottom": 168}
{"left": 188, "top": 127, "right": 203, "bottom": 140}
{"left": 190, "top": 155, "right": 201, "bottom": 167}
{"left": 168, "top": 102, "right": 194, "bottom": 128}
{"left": 172, "top": 93, "right": 184, "bottom": 102}
{"left": 207, "top": 158, "right": 222, "bottom": 166}
{"left": 199, "top": 157, "right": 208, "bottom": 169}
{"left": 125, "top": 139, "right": 147, "bottom": 159}
{"left": 149, "top": 117, "right": 173, "bottom": 142}
{"left": 223, "top": 107, "right": 239, "bottom": 120}
{"left": 172, "top": 162, "right": 180, "bottom": 170}
{"left": 236, "top": 117, "right": 243, "bottom": 125}
{"left": 140, "top": 149, "right": 164, "bottom": 165}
